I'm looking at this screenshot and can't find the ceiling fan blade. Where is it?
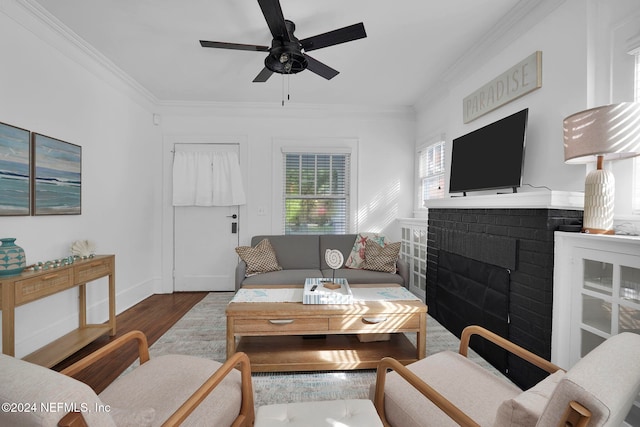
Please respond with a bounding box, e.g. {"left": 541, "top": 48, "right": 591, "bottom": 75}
{"left": 300, "top": 23, "right": 366, "bottom": 52}
{"left": 304, "top": 54, "right": 339, "bottom": 80}
{"left": 200, "top": 40, "right": 269, "bottom": 51}
{"left": 257, "top": 0, "right": 290, "bottom": 41}
{"left": 253, "top": 67, "right": 274, "bottom": 82}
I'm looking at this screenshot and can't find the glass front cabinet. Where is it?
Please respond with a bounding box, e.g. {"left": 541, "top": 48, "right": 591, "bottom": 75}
{"left": 553, "top": 232, "right": 640, "bottom": 425}
{"left": 398, "top": 219, "right": 428, "bottom": 299}
{"left": 574, "top": 248, "right": 640, "bottom": 363}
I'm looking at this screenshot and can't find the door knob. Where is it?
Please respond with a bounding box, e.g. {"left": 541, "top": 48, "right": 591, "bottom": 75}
{"left": 227, "top": 214, "right": 238, "bottom": 219}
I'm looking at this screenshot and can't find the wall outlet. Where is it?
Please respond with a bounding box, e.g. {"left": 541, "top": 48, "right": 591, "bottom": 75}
{"left": 257, "top": 206, "right": 266, "bottom": 216}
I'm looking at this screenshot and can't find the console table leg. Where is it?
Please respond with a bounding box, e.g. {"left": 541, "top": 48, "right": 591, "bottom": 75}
{"left": 417, "top": 312, "right": 427, "bottom": 359}
{"left": 1, "top": 283, "right": 15, "bottom": 356}
{"left": 79, "top": 284, "right": 87, "bottom": 328}
{"left": 226, "top": 317, "right": 236, "bottom": 359}
{"left": 108, "top": 272, "right": 116, "bottom": 335}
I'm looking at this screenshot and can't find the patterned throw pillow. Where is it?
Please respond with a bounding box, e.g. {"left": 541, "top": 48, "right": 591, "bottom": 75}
{"left": 235, "top": 239, "right": 282, "bottom": 276}
{"left": 345, "top": 233, "right": 388, "bottom": 269}
{"left": 362, "top": 240, "right": 401, "bottom": 273}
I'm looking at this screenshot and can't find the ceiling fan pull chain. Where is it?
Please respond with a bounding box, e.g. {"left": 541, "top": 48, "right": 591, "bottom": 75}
{"left": 287, "top": 74, "right": 291, "bottom": 101}
{"left": 281, "top": 74, "right": 285, "bottom": 106}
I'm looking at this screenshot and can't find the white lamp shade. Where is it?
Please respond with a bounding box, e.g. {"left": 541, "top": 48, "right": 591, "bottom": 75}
{"left": 563, "top": 102, "right": 640, "bottom": 234}
{"left": 563, "top": 102, "right": 640, "bottom": 164}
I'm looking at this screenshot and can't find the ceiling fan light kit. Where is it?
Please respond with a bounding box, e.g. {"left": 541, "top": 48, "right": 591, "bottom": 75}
{"left": 199, "top": 0, "right": 366, "bottom": 84}
{"left": 264, "top": 21, "right": 308, "bottom": 76}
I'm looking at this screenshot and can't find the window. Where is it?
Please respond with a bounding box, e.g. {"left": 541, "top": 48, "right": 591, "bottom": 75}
{"left": 633, "top": 49, "right": 640, "bottom": 214}
{"left": 417, "top": 139, "right": 445, "bottom": 207}
{"left": 283, "top": 152, "right": 350, "bottom": 234}
{"left": 635, "top": 51, "right": 640, "bottom": 102}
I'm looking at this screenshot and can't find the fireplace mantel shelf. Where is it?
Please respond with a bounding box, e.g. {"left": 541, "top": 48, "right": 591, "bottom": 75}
{"left": 423, "top": 191, "right": 584, "bottom": 210}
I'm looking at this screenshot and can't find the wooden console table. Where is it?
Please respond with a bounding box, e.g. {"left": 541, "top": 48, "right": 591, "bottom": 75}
{"left": 0, "top": 254, "right": 116, "bottom": 367}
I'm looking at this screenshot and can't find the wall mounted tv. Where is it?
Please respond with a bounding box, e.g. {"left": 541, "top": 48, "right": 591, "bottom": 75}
{"left": 449, "top": 108, "right": 528, "bottom": 195}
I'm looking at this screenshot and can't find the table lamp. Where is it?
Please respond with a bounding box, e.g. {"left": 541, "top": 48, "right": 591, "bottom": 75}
{"left": 563, "top": 102, "right": 640, "bottom": 234}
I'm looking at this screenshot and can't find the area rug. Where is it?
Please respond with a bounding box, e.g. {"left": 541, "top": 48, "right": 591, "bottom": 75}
{"left": 140, "top": 292, "right": 497, "bottom": 408}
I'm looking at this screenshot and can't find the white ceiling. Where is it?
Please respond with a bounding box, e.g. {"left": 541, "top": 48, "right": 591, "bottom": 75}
{"left": 28, "top": 0, "right": 531, "bottom": 107}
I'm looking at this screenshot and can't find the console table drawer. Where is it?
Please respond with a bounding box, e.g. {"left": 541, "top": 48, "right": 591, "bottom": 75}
{"left": 15, "top": 270, "right": 74, "bottom": 305}
{"left": 75, "top": 258, "right": 112, "bottom": 283}
{"left": 331, "top": 313, "right": 421, "bottom": 332}
{"left": 234, "top": 317, "right": 328, "bottom": 333}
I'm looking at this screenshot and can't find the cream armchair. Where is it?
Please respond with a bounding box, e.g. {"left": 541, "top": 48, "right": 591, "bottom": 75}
{"left": 0, "top": 330, "right": 254, "bottom": 427}
{"left": 373, "top": 325, "right": 640, "bottom": 427}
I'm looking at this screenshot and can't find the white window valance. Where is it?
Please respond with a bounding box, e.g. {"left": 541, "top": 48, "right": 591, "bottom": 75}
{"left": 172, "top": 151, "right": 246, "bottom": 206}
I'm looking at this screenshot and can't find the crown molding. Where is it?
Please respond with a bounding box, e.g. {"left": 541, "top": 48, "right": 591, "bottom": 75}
{"left": 157, "top": 100, "right": 416, "bottom": 120}
{"left": 414, "top": 0, "right": 567, "bottom": 112}
{"left": 6, "top": 0, "right": 158, "bottom": 109}
{"left": 7, "top": 0, "right": 564, "bottom": 117}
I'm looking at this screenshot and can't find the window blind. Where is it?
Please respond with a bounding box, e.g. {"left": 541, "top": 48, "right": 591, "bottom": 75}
{"left": 283, "top": 153, "right": 350, "bottom": 234}
{"left": 418, "top": 140, "right": 445, "bottom": 206}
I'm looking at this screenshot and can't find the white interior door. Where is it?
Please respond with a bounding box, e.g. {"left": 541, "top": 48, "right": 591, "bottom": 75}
{"left": 174, "top": 143, "right": 240, "bottom": 291}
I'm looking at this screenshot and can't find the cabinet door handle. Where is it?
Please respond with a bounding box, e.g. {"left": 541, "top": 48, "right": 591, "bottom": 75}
{"left": 43, "top": 274, "right": 59, "bottom": 280}
{"left": 269, "top": 319, "right": 294, "bottom": 325}
{"left": 363, "top": 317, "right": 387, "bottom": 324}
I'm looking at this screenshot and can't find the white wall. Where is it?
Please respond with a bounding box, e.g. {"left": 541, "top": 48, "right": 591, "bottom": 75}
{"left": 0, "top": 2, "right": 161, "bottom": 357}
{"left": 158, "top": 105, "right": 415, "bottom": 242}
{"left": 416, "top": 0, "right": 589, "bottom": 202}
{"left": 593, "top": 0, "right": 640, "bottom": 221}
{"left": 415, "top": 0, "right": 640, "bottom": 223}
{"left": 0, "top": 2, "right": 416, "bottom": 348}
{"left": 156, "top": 105, "right": 416, "bottom": 292}
{"left": 5, "top": 0, "right": 633, "bottom": 358}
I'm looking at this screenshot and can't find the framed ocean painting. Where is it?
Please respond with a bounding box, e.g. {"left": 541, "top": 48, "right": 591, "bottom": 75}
{"left": 0, "top": 122, "right": 31, "bottom": 216}
{"left": 32, "top": 133, "right": 81, "bottom": 215}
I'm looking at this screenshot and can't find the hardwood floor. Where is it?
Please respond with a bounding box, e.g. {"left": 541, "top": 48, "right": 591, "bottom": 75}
{"left": 52, "top": 292, "right": 208, "bottom": 393}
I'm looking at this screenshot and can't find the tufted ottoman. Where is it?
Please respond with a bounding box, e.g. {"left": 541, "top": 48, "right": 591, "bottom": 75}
{"left": 255, "top": 399, "right": 383, "bottom": 427}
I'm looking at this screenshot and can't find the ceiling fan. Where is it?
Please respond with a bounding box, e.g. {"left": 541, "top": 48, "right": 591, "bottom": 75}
{"left": 199, "top": 0, "right": 367, "bottom": 82}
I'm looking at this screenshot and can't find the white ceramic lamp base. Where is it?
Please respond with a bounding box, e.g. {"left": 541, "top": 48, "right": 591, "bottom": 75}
{"left": 582, "top": 167, "right": 615, "bottom": 234}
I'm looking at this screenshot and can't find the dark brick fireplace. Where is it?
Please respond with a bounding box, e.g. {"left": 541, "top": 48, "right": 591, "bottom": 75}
{"left": 427, "top": 207, "right": 583, "bottom": 388}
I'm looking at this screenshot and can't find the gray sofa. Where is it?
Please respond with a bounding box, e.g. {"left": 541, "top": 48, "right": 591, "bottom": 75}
{"left": 235, "top": 234, "right": 409, "bottom": 290}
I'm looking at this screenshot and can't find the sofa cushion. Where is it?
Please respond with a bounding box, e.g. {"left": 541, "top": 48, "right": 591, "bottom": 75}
{"left": 345, "top": 233, "right": 388, "bottom": 269}
{"left": 0, "top": 354, "right": 116, "bottom": 427}
{"left": 374, "top": 351, "right": 521, "bottom": 427}
{"left": 362, "top": 240, "right": 400, "bottom": 273}
{"left": 323, "top": 268, "right": 404, "bottom": 285}
{"left": 252, "top": 235, "right": 320, "bottom": 269}
{"left": 109, "top": 407, "right": 156, "bottom": 427}
{"left": 236, "top": 238, "right": 282, "bottom": 276}
{"left": 100, "top": 354, "right": 242, "bottom": 427}
{"left": 242, "top": 269, "right": 323, "bottom": 285}
{"left": 536, "top": 332, "right": 640, "bottom": 427}
{"left": 493, "top": 370, "right": 564, "bottom": 427}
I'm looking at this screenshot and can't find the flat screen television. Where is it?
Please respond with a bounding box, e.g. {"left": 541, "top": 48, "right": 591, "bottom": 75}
{"left": 449, "top": 108, "right": 528, "bottom": 194}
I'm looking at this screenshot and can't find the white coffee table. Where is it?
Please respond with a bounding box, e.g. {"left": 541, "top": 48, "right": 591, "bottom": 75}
{"left": 255, "top": 399, "right": 383, "bottom": 427}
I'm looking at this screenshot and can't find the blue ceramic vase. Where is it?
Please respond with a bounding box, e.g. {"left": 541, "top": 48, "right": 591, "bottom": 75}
{"left": 0, "top": 238, "right": 26, "bottom": 277}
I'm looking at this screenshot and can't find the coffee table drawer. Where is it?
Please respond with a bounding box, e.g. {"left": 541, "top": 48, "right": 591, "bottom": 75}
{"left": 234, "top": 317, "right": 329, "bottom": 333}
{"left": 331, "top": 313, "right": 421, "bottom": 332}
